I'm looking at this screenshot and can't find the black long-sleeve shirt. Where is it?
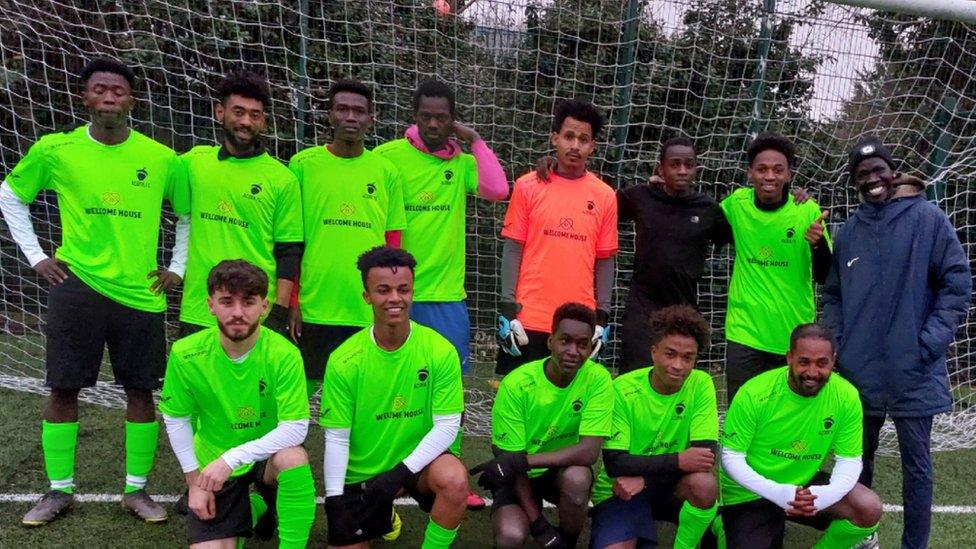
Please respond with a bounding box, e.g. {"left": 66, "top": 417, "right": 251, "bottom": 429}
{"left": 617, "top": 185, "right": 731, "bottom": 311}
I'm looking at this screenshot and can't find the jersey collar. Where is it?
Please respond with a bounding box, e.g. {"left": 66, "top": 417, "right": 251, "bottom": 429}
{"left": 218, "top": 142, "right": 266, "bottom": 161}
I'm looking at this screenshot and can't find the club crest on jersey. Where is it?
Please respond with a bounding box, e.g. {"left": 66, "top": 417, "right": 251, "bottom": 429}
{"left": 819, "top": 416, "right": 835, "bottom": 434}
{"left": 783, "top": 226, "right": 796, "bottom": 243}
{"left": 674, "top": 401, "right": 686, "bottom": 417}
{"left": 571, "top": 398, "right": 583, "bottom": 413}
{"left": 258, "top": 378, "right": 267, "bottom": 394}
{"left": 242, "top": 183, "right": 263, "bottom": 200}
{"left": 131, "top": 167, "right": 150, "bottom": 187}
{"left": 362, "top": 182, "right": 378, "bottom": 200}
{"left": 442, "top": 169, "right": 454, "bottom": 184}
{"left": 583, "top": 200, "right": 596, "bottom": 215}
{"left": 415, "top": 367, "right": 430, "bottom": 388}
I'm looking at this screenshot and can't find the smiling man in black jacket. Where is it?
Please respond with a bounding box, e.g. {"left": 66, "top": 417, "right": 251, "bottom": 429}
{"left": 617, "top": 137, "right": 732, "bottom": 373}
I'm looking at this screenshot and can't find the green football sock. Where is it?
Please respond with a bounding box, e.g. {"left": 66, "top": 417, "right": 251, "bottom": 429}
{"left": 711, "top": 514, "right": 727, "bottom": 549}
{"left": 674, "top": 500, "right": 718, "bottom": 549}
{"left": 124, "top": 421, "right": 159, "bottom": 493}
{"left": 421, "top": 518, "right": 459, "bottom": 549}
{"left": 813, "top": 519, "right": 878, "bottom": 549}
{"left": 275, "top": 464, "right": 315, "bottom": 548}
{"left": 42, "top": 421, "right": 79, "bottom": 494}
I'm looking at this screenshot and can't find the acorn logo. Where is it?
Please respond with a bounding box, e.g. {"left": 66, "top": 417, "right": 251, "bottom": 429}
{"left": 675, "top": 401, "right": 686, "bottom": 415}
{"left": 444, "top": 169, "right": 454, "bottom": 181}
{"left": 586, "top": 200, "right": 595, "bottom": 210}
{"left": 786, "top": 227, "right": 796, "bottom": 239}
{"left": 136, "top": 168, "right": 147, "bottom": 181}
{"left": 417, "top": 368, "right": 429, "bottom": 382}
{"left": 366, "top": 182, "right": 376, "bottom": 195}
{"left": 250, "top": 183, "right": 262, "bottom": 195}
{"left": 258, "top": 378, "right": 267, "bottom": 394}
{"left": 823, "top": 416, "right": 834, "bottom": 430}
{"left": 571, "top": 398, "right": 583, "bottom": 413}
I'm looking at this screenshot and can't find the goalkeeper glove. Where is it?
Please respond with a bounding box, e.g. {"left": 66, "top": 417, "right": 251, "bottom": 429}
{"left": 498, "top": 301, "right": 529, "bottom": 356}
{"left": 469, "top": 451, "right": 529, "bottom": 488}
{"left": 591, "top": 309, "right": 611, "bottom": 358}
{"left": 530, "top": 516, "right": 568, "bottom": 549}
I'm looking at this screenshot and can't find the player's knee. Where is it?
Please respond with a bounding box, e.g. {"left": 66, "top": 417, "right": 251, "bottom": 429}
{"left": 271, "top": 445, "right": 309, "bottom": 472}
{"left": 684, "top": 472, "right": 717, "bottom": 508}
{"left": 48, "top": 388, "right": 80, "bottom": 407}
{"left": 559, "top": 466, "right": 593, "bottom": 507}
{"left": 430, "top": 456, "right": 468, "bottom": 499}
{"left": 495, "top": 518, "right": 528, "bottom": 548}
{"left": 848, "top": 485, "right": 882, "bottom": 527}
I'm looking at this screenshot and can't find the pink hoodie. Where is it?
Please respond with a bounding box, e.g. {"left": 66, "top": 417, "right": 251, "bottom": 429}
{"left": 404, "top": 125, "right": 508, "bottom": 201}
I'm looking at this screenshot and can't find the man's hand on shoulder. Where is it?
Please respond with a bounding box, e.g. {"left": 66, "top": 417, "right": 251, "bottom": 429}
{"left": 535, "top": 156, "right": 558, "bottom": 182}
{"left": 35, "top": 258, "right": 68, "bottom": 285}
{"left": 791, "top": 187, "right": 812, "bottom": 204}
{"left": 148, "top": 268, "right": 182, "bottom": 294}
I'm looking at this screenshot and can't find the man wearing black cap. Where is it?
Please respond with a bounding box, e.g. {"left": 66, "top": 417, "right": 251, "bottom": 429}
{"left": 822, "top": 136, "right": 971, "bottom": 549}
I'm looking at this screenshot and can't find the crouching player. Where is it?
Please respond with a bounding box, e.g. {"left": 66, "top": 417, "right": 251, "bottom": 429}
{"left": 720, "top": 323, "right": 882, "bottom": 548}
{"left": 160, "top": 259, "right": 315, "bottom": 547}
{"left": 589, "top": 305, "right": 719, "bottom": 549}
{"left": 320, "top": 246, "right": 467, "bottom": 548}
{"left": 473, "top": 302, "right": 613, "bottom": 548}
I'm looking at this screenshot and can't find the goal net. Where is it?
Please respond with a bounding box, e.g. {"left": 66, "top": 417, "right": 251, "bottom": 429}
{"left": 1, "top": 0, "right": 974, "bottom": 453}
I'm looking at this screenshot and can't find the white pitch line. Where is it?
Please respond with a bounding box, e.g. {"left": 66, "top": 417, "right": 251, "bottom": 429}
{"left": 1, "top": 493, "right": 974, "bottom": 514}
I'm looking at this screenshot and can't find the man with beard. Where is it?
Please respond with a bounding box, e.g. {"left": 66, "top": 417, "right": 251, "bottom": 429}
{"left": 177, "top": 71, "right": 303, "bottom": 338}
{"left": 473, "top": 302, "right": 614, "bottom": 549}
{"left": 719, "top": 324, "right": 882, "bottom": 548}
{"left": 721, "top": 133, "right": 832, "bottom": 402}
{"left": 288, "top": 79, "right": 406, "bottom": 398}
{"left": 160, "top": 260, "right": 315, "bottom": 547}
{"left": 1, "top": 58, "right": 187, "bottom": 526}
{"left": 822, "top": 137, "right": 971, "bottom": 549}
{"left": 589, "top": 305, "right": 718, "bottom": 549}
{"left": 321, "top": 247, "right": 468, "bottom": 549}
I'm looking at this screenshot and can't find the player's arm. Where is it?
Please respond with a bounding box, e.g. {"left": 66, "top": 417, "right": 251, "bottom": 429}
{"left": 272, "top": 241, "right": 303, "bottom": 307}
{"left": 720, "top": 394, "right": 798, "bottom": 510}
{"left": 821, "top": 248, "right": 844, "bottom": 345}
{"left": 711, "top": 206, "right": 733, "bottom": 249}
{"left": 807, "top": 393, "right": 864, "bottom": 512}
{"left": 498, "top": 238, "right": 529, "bottom": 353}
{"left": 149, "top": 153, "right": 191, "bottom": 293}
{"left": 0, "top": 141, "right": 69, "bottom": 284}
{"left": 918, "top": 212, "right": 971, "bottom": 364}
{"left": 452, "top": 122, "right": 508, "bottom": 201}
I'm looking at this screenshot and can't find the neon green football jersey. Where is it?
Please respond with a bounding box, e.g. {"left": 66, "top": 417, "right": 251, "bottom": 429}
{"left": 319, "top": 322, "right": 463, "bottom": 483}
{"left": 4, "top": 125, "right": 188, "bottom": 312}
{"left": 159, "top": 327, "right": 310, "bottom": 477}
{"left": 372, "top": 139, "right": 478, "bottom": 301}
{"left": 491, "top": 358, "right": 614, "bottom": 477}
{"left": 289, "top": 146, "right": 406, "bottom": 326}
{"left": 179, "top": 146, "right": 303, "bottom": 326}
{"left": 719, "top": 366, "right": 862, "bottom": 506}
{"left": 592, "top": 367, "right": 718, "bottom": 504}
{"left": 721, "top": 188, "right": 831, "bottom": 354}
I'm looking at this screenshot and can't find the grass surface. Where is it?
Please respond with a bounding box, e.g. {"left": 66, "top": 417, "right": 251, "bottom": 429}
{"left": 1, "top": 388, "right": 975, "bottom": 547}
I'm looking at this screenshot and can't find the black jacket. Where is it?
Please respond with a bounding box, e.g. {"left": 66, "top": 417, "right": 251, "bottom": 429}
{"left": 617, "top": 185, "right": 731, "bottom": 310}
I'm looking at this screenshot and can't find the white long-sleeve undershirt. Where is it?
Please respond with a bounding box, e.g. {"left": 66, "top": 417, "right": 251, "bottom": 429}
{"left": 163, "top": 414, "right": 308, "bottom": 472}
{"left": 722, "top": 448, "right": 798, "bottom": 510}
{"left": 166, "top": 214, "right": 190, "bottom": 277}
{"left": 323, "top": 413, "right": 461, "bottom": 497}
{"left": 0, "top": 182, "right": 47, "bottom": 267}
{"left": 808, "top": 456, "right": 862, "bottom": 511}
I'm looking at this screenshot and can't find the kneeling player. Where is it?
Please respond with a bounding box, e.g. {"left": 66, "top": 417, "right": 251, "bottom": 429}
{"left": 321, "top": 246, "right": 467, "bottom": 548}
{"left": 720, "top": 323, "right": 882, "bottom": 548}
{"left": 161, "top": 260, "right": 315, "bottom": 547}
{"left": 474, "top": 302, "right": 613, "bottom": 548}
{"left": 589, "top": 305, "right": 718, "bottom": 549}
